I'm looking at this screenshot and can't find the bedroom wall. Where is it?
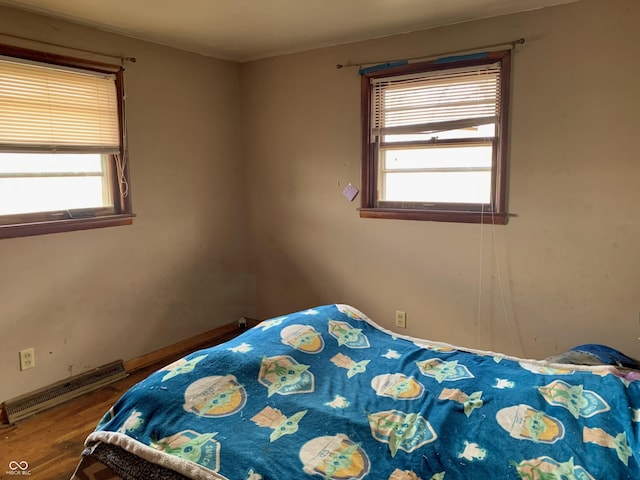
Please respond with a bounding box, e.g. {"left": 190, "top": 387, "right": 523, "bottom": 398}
{"left": 241, "top": 0, "right": 640, "bottom": 359}
{"left": 0, "top": 7, "right": 254, "bottom": 401}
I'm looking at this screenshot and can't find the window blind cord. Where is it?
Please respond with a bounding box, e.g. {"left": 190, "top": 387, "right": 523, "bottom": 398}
{"left": 490, "top": 206, "right": 524, "bottom": 356}
{"left": 477, "top": 202, "right": 485, "bottom": 348}
{"left": 114, "top": 153, "right": 129, "bottom": 198}
{"left": 116, "top": 73, "right": 130, "bottom": 199}
{"left": 477, "top": 203, "right": 523, "bottom": 356}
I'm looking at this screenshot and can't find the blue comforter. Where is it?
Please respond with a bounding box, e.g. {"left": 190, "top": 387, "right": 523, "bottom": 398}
{"left": 88, "top": 304, "right": 640, "bottom": 479}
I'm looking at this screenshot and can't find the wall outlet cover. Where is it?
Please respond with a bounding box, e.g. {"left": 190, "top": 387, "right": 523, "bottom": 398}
{"left": 19, "top": 348, "right": 35, "bottom": 371}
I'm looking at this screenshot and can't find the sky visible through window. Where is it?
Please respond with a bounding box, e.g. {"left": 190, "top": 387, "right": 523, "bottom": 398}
{"left": 381, "top": 125, "right": 493, "bottom": 204}
{"left": 0, "top": 153, "right": 109, "bottom": 215}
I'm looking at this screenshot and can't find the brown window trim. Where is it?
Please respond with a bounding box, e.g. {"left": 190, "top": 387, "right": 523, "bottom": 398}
{"left": 359, "top": 208, "right": 507, "bottom": 224}
{"left": 360, "top": 50, "right": 511, "bottom": 224}
{"left": 0, "top": 43, "right": 134, "bottom": 240}
{"left": 0, "top": 214, "right": 136, "bottom": 240}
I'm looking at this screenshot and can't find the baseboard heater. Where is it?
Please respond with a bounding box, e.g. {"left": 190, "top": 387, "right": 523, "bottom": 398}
{"left": 2, "top": 360, "right": 126, "bottom": 424}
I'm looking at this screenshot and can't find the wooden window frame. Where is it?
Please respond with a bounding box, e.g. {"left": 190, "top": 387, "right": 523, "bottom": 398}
{"left": 360, "top": 50, "right": 511, "bottom": 224}
{"left": 0, "top": 44, "right": 134, "bottom": 240}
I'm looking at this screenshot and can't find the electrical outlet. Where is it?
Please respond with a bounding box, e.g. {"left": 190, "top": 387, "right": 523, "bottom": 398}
{"left": 19, "top": 348, "right": 35, "bottom": 371}
{"left": 395, "top": 310, "right": 407, "bottom": 328}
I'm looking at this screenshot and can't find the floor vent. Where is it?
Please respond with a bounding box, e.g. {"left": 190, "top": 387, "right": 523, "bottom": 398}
{"left": 2, "top": 360, "right": 127, "bottom": 424}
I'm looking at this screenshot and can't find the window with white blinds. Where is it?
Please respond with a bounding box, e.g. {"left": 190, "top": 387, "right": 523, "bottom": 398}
{"left": 0, "top": 44, "right": 133, "bottom": 239}
{"left": 360, "top": 50, "right": 511, "bottom": 224}
{"left": 371, "top": 64, "right": 500, "bottom": 140}
{"left": 0, "top": 56, "right": 120, "bottom": 153}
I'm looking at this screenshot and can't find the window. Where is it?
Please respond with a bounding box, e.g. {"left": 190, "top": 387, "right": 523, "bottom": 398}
{"left": 360, "top": 50, "right": 511, "bottom": 224}
{"left": 0, "top": 44, "right": 133, "bottom": 239}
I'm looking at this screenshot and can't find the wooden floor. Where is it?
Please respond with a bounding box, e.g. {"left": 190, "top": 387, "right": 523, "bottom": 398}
{"left": 0, "top": 329, "right": 244, "bottom": 480}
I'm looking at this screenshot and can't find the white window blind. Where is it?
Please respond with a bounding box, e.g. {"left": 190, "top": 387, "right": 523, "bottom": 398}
{"left": 371, "top": 63, "right": 501, "bottom": 139}
{"left": 0, "top": 56, "right": 120, "bottom": 153}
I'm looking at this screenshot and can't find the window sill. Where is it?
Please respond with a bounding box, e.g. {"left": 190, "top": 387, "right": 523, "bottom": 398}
{"left": 0, "top": 213, "right": 136, "bottom": 240}
{"left": 359, "top": 208, "right": 507, "bottom": 225}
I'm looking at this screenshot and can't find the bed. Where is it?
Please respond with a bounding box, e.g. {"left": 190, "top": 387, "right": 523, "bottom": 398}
{"left": 72, "top": 304, "right": 640, "bottom": 479}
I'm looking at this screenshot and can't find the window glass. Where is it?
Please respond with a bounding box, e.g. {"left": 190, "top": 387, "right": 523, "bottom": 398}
{"left": 380, "top": 144, "right": 492, "bottom": 204}
{"left": 0, "top": 153, "right": 111, "bottom": 217}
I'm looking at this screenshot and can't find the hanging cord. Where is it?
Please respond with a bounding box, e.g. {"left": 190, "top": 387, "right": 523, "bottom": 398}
{"left": 114, "top": 69, "right": 130, "bottom": 203}
{"left": 476, "top": 202, "right": 485, "bottom": 347}
{"left": 476, "top": 202, "right": 523, "bottom": 355}
{"left": 0, "top": 31, "right": 136, "bottom": 63}
{"left": 490, "top": 209, "right": 524, "bottom": 355}
{"left": 114, "top": 153, "right": 129, "bottom": 198}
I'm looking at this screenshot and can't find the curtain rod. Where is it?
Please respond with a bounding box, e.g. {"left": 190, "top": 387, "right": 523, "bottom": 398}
{"left": 336, "top": 38, "right": 524, "bottom": 70}
{"left": 0, "top": 31, "right": 137, "bottom": 63}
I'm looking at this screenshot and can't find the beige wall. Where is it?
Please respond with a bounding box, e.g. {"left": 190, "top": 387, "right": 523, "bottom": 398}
{"left": 242, "top": 0, "right": 640, "bottom": 359}
{"left": 0, "top": 7, "right": 254, "bottom": 401}
{"left": 2, "top": 0, "right": 639, "bottom": 403}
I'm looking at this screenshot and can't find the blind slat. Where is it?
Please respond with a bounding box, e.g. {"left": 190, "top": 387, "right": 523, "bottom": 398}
{"left": 374, "top": 116, "right": 497, "bottom": 137}
{"left": 0, "top": 143, "right": 120, "bottom": 154}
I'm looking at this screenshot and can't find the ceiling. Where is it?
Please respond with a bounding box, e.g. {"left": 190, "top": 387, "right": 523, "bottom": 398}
{"left": 0, "top": 0, "right": 580, "bottom": 62}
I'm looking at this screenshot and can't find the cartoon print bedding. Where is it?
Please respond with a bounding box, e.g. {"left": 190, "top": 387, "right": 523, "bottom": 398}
{"left": 80, "top": 304, "right": 640, "bottom": 479}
